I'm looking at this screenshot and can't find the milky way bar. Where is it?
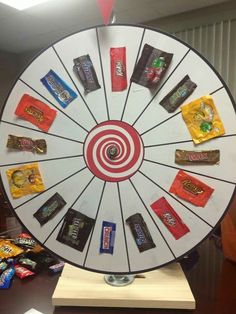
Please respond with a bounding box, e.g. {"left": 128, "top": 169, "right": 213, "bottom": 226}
{"left": 73, "top": 55, "right": 101, "bottom": 94}
{"left": 7, "top": 135, "right": 47, "bottom": 154}
{"left": 131, "top": 43, "right": 173, "bottom": 89}
{"left": 175, "top": 149, "right": 220, "bottom": 165}
{"left": 160, "top": 75, "right": 197, "bottom": 112}
{"left": 126, "top": 213, "right": 156, "bottom": 253}
{"left": 57, "top": 208, "right": 95, "bottom": 252}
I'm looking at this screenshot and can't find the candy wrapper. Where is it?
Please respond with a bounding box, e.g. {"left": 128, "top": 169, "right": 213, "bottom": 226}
{"left": 57, "top": 209, "right": 95, "bottom": 252}
{"left": 169, "top": 170, "right": 214, "bottom": 207}
{"left": 100, "top": 221, "right": 116, "bottom": 254}
{"left": 181, "top": 95, "right": 225, "bottom": 144}
{"left": 13, "top": 233, "right": 37, "bottom": 249}
{"left": 73, "top": 55, "right": 101, "bottom": 94}
{"left": 131, "top": 43, "right": 173, "bottom": 89}
{"left": 110, "top": 47, "right": 127, "bottom": 91}
{"left": 151, "top": 197, "right": 190, "bottom": 240}
{"left": 41, "top": 69, "right": 77, "bottom": 108}
{"left": 14, "top": 94, "right": 57, "bottom": 132}
{"left": 18, "top": 257, "right": 40, "bottom": 272}
{"left": 0, "top": 240, "right": 23, "bottom": 259}
{"left": 160, "top": 75, "right": 197, "bottom": 112}
{"left": 0, "top": 267, "right": 15, "bottom": 289}
{"left": 0, "top": 262, "right": 8, "bottom": 274}
{"left": 14, "top": 264, "right": 35, "bottom": 279}
{"left": 49, "top": 261, "right": 65, "bottom": 274}
{"left": 175, "top": 149, "right": 220, "bottom": 165}
{"left": 34, "top": 193, "right": 66, "bottom": 225}
{"left": 126, "top": 213, "right": 156, "bottom": 252}
{"left": 7, "top": 135, "right": 47, "bottom": 154}
{"left": 6, "top": 163, "right": 45, "bottom": 199}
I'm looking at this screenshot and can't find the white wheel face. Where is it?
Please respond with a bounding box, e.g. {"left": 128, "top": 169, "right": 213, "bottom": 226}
{"left": 0, "top": 25, "right": 235, "bottom": 274}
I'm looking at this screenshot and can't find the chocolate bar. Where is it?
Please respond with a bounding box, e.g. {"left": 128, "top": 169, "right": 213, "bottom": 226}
{"left": 73, "top": 54, "right": 101, "bottom": 94}
{"left": 175, "top": 149, "right": 220, "bottom": 165}
{"left": 110, "top": 47, "right": 127, "bottom": 91}
{"left": 126, "top": 213, "right": 156, "bottom": 252}
{"left": 7, "top": 135, "right": 47, "bottom": 154}
{"left": 100, "top": 221, "right": 116, "bottom": 254}
{"left": 160, "top": 75, "right": 197, "bottom": 112}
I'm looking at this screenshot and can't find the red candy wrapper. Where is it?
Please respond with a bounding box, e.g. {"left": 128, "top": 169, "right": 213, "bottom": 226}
{"left": 15, "top": 94, "right": 57, "bottom": 132}
{"left": 151, "top": 197, "right": 190, "bottom": 240}
{"left": 169, "top": 170, "right": 214, "bottom": 207}
{"left": 14, "top": 264, "right": 35, "bottom": 279}
{"left": 110, "top": 47, "right": 127, "bottom": 91}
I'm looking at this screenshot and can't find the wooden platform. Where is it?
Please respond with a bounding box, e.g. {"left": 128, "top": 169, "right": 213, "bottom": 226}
{"left": 52, "top": 263, "right": 195, "bottom": 309}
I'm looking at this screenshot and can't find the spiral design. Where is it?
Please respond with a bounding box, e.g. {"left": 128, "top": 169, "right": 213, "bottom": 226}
{"left": 84, "top": 121, "right": 144, "bottom": 182}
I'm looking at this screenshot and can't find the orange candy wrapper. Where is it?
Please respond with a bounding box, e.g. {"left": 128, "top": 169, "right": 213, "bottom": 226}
{"left": 181, "top": 95, "right": 225, "bottom": 144}
{"left": 6, "top": 163, "right": 45, "bottom": 199}
{"left": 15, "top": 94, "right": 57, "bottom": 132}
{"left": 0, "top": 240, "right": 23, "bottom": 259}
{"left": 169, "top": 170, "right": 214, "bottom": 207}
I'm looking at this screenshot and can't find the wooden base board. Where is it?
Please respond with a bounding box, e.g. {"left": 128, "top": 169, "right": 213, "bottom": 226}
{"left": 52, "top": 263, "right": 195, "bottom": 309}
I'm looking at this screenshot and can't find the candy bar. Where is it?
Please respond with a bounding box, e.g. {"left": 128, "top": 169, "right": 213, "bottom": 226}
{"left": 100, "top": 221, "right": 116, "bottom": 254}
{"left": 41, "top": 69, "right": 77, "bottom": 108}
{"left": 175, "top": 149, "right": 220, "bottom": 165}
{"left": 57, "top": 208, "right": 95, "bottom": 252}
{"left": 0, "top": 267, "right": 15, "bottom": 289}
{"left": 33, "top": 193, "right": 66, "bottom": 225}
{"left": 7, "top": 135, "right": 47, "bottom": 154}
{"left": 160, "top": 75, "right": 197, "bottom": 112}
{"left": 151, "top": 197, "right": 190, "bottom": 240}
{"left": 14, "top": 264, "right": 35, "bottom": 279}
{"left": 126, "top": 213, "right": 156, "bottom": 252}
{"left": 169, "top": 170, "right": 214, "bottom": 207}
{"left": 15, "top": 94, "right": 57, "bottom": 132}
{"left": 131, "top": 43, "right": 173, "bottom": 89}
{"left": 110, "top": 47, "right": 127, "bottom": 91}
{"left": 73, "top": 55, "right": 101, "bottom": 94}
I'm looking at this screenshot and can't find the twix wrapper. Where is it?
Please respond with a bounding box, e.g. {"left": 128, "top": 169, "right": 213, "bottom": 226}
{"left": 175, "top": 149, "right": 220, "bottom": 165}
{"left": 15, "top": 94, "right": 57, "bottom": 132}
{"left": 110, "top": 47, "right": 127, "bottom": 91}
{"left": 151, "top": 197, "right": 190, "bottom": 240}
{"left": 181, "top": 95, "right": 225, "bottom": 144}
{"left": 7, "top": 135, "right": 47, "bottom": 154}
{"left": 169, "top": 170, "right": 214, "bottom": 207}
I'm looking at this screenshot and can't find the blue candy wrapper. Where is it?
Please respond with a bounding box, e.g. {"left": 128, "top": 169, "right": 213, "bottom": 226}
{"left": 0, "top": 267, "right": 15, "bottom": 289}
{"left": 41, "top": 70, "right": 77, "bottom": 108}
{"left": 100, "top": 221, "right": 116, "bottom": 254}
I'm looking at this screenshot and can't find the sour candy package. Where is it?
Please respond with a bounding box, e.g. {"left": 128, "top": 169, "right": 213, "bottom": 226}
{"left": 15, "top": 94, "right": 57, "bottom": 132}
{"left": 181, "top": 95, "right": 225, "bottom": 144}
{"left": 6, "top": 163, "right": 45, "bottom": 199}
{"left": 131, "top": 43, "right": 173, "bottom": 89}
{"left": 169, "top": 170, "right": 214, "bottom": 207}
{"left": 41, "top": 69, "right": 77, "bottom": 108}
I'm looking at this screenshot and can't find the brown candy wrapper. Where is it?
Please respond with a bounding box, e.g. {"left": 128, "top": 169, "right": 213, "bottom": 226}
{"left": 175, "top": 149, "right": 220, "bottom": 165}
{"left": 126, "top": 213, "right": 156, "bottom": 253}
{"left": 181, "top": 95, "right": 225, "bottom": 144}
{"left": 7, "top": 135, "right": 47, "bottom": 154}
{"left": 131, "top": 43, "right": 173, "bottom": 89}
{"left": 160, "top": 75, "right": 197, "bottom": 112}
{"left": 6, "top": 163, "right": 45, "bottom": 199}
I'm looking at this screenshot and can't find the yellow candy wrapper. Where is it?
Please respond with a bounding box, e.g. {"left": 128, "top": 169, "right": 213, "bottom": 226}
{"left": 6, "top": 163, "right": 45, "bottom": 199}
{"left": 0, "top": 240, "right": 23, "bottom": 259}
{"left": 181, "top": 95, "right": 225, "bottom": 144}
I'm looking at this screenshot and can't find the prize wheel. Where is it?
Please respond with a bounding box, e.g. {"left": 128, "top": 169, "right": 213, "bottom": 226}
{"left": 0, "top": 24, "right": 236, "bottom": 274}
